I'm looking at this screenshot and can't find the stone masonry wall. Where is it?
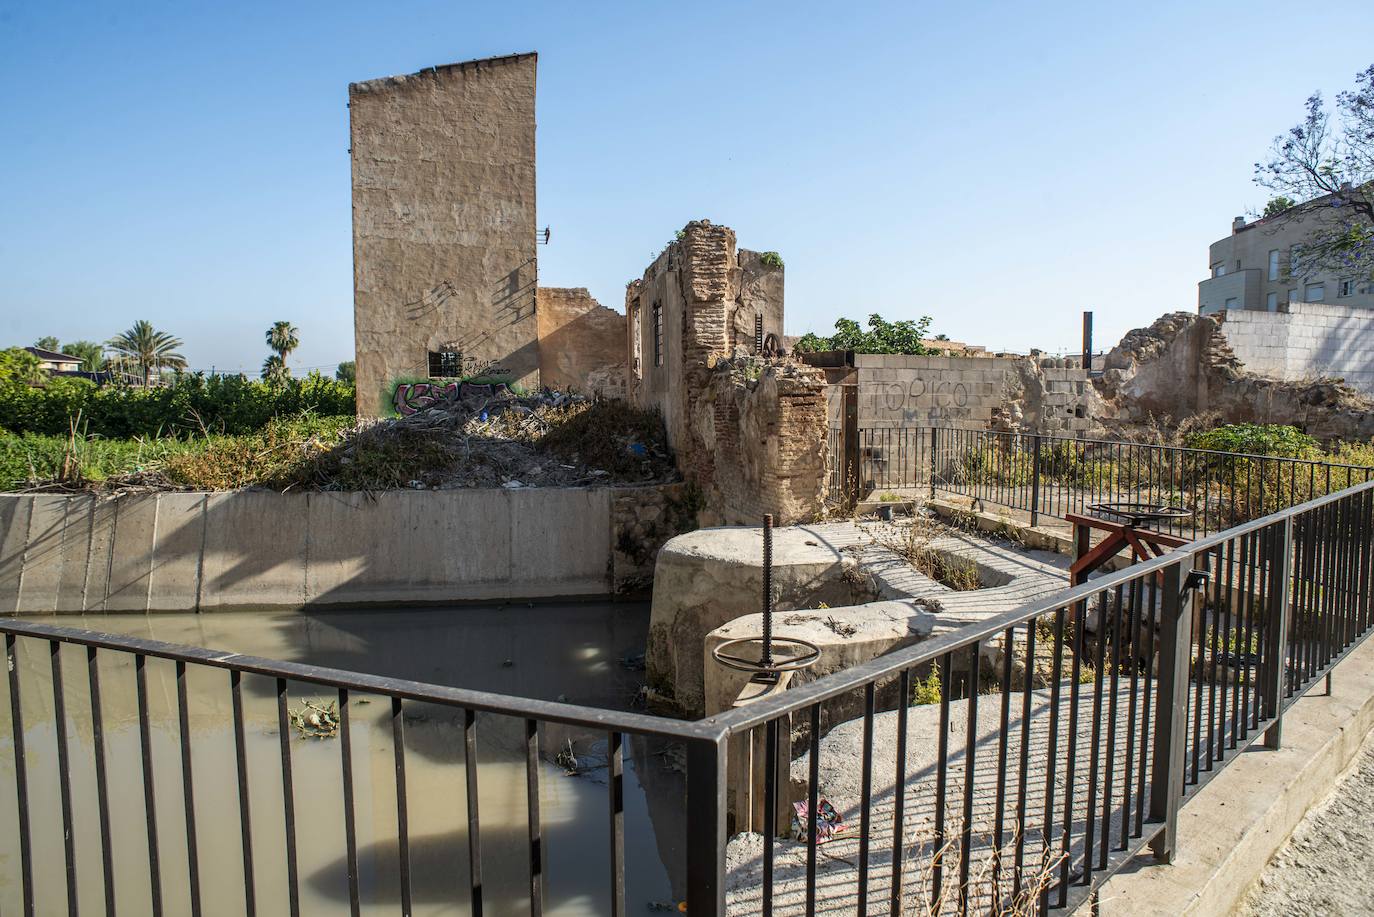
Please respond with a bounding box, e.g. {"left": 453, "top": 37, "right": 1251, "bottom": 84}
{"left": 827, "top": 353, "right": 1099, "bottom": 435}
{"left": 350, "top": 53, "right": 539, "bottom": 417}
{"left": 535, "top": 287, "right": 626, "bottom": 395}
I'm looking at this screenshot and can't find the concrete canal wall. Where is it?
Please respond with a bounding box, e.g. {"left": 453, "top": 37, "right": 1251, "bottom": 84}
{"left": 0, "top": 485, "right": 686, "bottom": 613}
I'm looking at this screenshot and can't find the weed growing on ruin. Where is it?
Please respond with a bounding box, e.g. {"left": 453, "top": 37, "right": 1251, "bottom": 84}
{"left": 759, "top": 250, "right": 784, "bottom": 269}
{"left": 911, "top": 662, "right": 942, "bottom": 705}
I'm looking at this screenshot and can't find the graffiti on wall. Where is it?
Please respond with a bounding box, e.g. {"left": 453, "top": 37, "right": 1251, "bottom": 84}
{"left": 877, "top": 379, "right": 975, "bottom": 423}
{"left": 391, "top": 379, "right": 513, "bottom": 416}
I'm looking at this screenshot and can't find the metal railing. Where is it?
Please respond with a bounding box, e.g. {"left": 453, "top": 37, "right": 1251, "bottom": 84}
{"left": 2, "top": 480, "right": 1373, "bottom": 914}
{"left": 703, "top": 478, "right": 1374, "bottom": 914}
{"left": 846, "top": 426, "right": 1374, "bottom": 538}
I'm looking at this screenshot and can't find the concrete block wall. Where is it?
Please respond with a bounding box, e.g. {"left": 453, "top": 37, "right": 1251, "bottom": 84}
{"left": 847, "top": 353, "right": 1095, "bottom": 433}
{"left": 0, "top": 485, "right": 679, "bottom": 614}
{"left": 1218, "top": 303, "right": 1374, "bottom": 397}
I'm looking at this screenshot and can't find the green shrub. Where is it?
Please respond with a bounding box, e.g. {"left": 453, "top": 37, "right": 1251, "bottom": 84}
{"left": 0, "top": 372, "right": 354, "bottom": 438}
{"left": 1184, "top": 423, "right": 1321, "bottom": 459}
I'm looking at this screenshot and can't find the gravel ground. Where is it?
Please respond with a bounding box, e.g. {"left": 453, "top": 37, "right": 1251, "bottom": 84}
{"left": 1236, "top": 728, "right": 1374, "bottom": 916}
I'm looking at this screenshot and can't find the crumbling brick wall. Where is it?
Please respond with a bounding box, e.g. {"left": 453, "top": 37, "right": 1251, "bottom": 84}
{"left": 693, "top": 358, "right": 830, "bottom": 525}
{"left": 625, "top": 221, "right": 828, "bottom": 524}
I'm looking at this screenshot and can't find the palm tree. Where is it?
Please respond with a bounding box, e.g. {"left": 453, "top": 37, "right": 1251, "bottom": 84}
{"left": 261, "top": 355, "right": 289, "bottom": 385}
{"left": 106, "top": 321, "right": 186, "bottom": 387}
{"left": 266, "top": 321, "right": 300, "bottom": 377}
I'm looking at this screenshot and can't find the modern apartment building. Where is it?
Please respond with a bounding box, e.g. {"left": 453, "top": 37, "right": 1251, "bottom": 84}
{"left": 1198, "top": 192, "right": 1374, "bottom": 314}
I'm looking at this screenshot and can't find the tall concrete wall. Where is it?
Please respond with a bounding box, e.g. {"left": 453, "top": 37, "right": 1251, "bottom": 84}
{"left": 1217, "top": 302, "right": 1374, "bottom": 397}
{"left": 350, "top": 53, "right": 539, "bottom": 417}
{"left": 0, "top": 485, "right": 682, "bottom": 614}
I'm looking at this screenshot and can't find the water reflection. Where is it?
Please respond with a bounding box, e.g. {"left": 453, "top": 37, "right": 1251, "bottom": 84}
{"left": 0, "top": 604, "right": 685, "bottom": 915}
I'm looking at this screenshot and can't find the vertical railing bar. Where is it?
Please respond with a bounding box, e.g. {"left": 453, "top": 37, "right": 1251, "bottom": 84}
{"left": 525, "top": 719, "right": 544, "bottom": 916}
{"left": 1013, "top": 620, "right": 1035, "bottom": 901}
{"left": 87, "top": 646, "right": 116, "bottom": 917}
{"left": 608, "top": 730, "right": 625, "bottom": 917}
{"left": 1101, "top": 585, "right": 1122, "bottom": 867}
{"left": 7, "top": 634, "right": 35, "bottom": 917}
{"left": 764, "top": 717, "right": 780, "bottom": 917}
{"left": 392, "top": 697, "right": 413, "bottom": 916}
{"left": 1058, "top": 602, "right": 1085, "bottom": 903}
{"left": 933, "top": 653, "right": 952, "bottom": 910}
{"left": 50, "top": 640, "right": 80, "bottom": 917}
{"left": 1082, "top": 594, "right": 1106, "bottom": 884}
{"left": 464, "top": 708, "right": 484, "bottom": 916}
{"left": 1222, "top": 540, "right": 1237, "bottom": 751}
{"left": 685, "top": 738, "right": 727, "bottom": 917}
{"left": 1038, "top": 607, "right": 1066, "bottom": 914}
{"left": 275, "top": 677, "right": 300, "bottom": 917}
{"left": 230, "top": 669, "right": 256, "bottom": 917}
{"left": 856, "top": 685, "right": 874, "bottom": 915}
{"left": 805, "top": 703, "right": 820, "bottom": 917}
{"left": 957, "top": 645, "right": 980, "bottom": 913}
{"left": 1135, "top": 574, "right": 1158, "bottom": 837}
{"left": 176, "top": 659, "right": 202, "bottom": 917}
{"left": 1205, "top": 550, "right": 1220, "bottom": 769}
{"left": 992, "top": 625, "right": 1014, "bottom": 894}
{"left": 890, "top": 668, "right": 911, "bottom": 914}
{"left": 338, "top": 689, "right": 361, "bottom": 917}
{"left": 136, "top": 654, "right": 163, "bottom": 917}
{"left": 1121, "top": 577, "right": 1142, "bottom": 846}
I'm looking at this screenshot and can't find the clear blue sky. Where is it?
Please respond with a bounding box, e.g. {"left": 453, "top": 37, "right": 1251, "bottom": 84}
{"left": 4, "top": 0, "right": 1373, "bottom": 376}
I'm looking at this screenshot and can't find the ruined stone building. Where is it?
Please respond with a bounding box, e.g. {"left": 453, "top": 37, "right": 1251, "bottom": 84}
{"left": 625, "top": 222, "right": 829, "bottom": 525}
{"left": 349, "top": 52, "right": 624, "bottom": 416}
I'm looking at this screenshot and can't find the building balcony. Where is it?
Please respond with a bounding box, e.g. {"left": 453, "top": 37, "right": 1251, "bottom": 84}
{"left": 1198, "top": 269, "right": 1262, "bottom": 315}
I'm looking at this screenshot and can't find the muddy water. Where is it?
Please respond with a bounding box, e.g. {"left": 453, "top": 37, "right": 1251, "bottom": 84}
{"left": 0, "top": 604, "right": 685, "bottom": 916}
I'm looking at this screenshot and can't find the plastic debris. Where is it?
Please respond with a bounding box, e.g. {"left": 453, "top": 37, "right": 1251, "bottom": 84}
{"left": 791, "top": 799, "right": 848, "bottom": 844}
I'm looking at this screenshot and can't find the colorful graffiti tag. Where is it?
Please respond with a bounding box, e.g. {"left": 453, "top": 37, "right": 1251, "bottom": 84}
{"left": 391, "top": 380, "right": 512, "bottom": 416}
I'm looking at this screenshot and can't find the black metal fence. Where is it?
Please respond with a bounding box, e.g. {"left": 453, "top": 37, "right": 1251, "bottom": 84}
{"left": 844, "top": 426, "right": 1374, "bottom": 538}
{"left": 3, "top": 480, "right": 1373, "bottom": 915}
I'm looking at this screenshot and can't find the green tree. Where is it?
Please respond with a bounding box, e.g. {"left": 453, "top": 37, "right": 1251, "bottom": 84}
{"left": 62, "top": 341, "right": 105, "bottom": 373}
{"left": 0, "top": 348, "right": 44, "bottom": 385}
{"left": 1255, "top": 64, "right": 1374, "bottom": 279}
{"left": 794, "top": 313, "right": 935, "bottom": 354}
{"left": 261, "top": 354, "right": 289, "bottom": 385}
{"left": 33, "top": 336, "right": 61, "bottom": 353}
{"left": 1262, "top": 196, "right": 1297, "bottom": 218}
{"left": 106, "top": 321, "right": 187, "bottom": 387}
{"left": 335, "top": 360, "right": 356, "bottom": 383}
{"left": 266, "top": 321, "right": 300, "bottom": 378}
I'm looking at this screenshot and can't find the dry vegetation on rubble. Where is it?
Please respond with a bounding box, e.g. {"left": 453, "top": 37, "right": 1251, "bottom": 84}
{"left": 0, "top": 391, "right": 677, "bottom": 494}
